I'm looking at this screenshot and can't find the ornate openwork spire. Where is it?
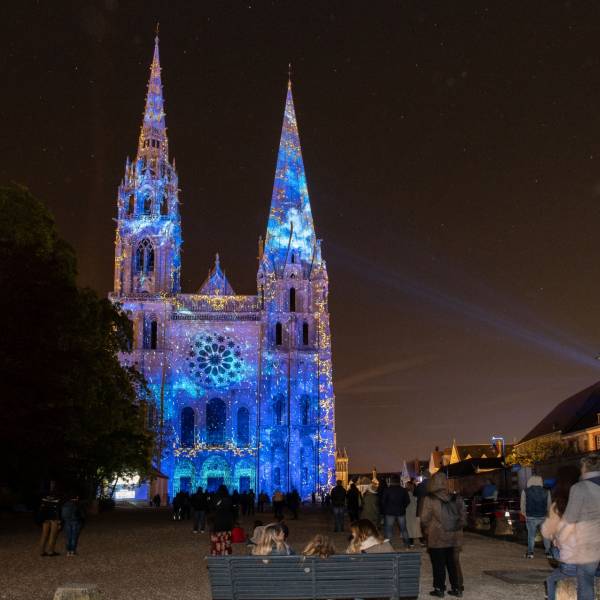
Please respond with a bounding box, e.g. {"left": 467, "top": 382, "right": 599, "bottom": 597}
{"left": 137, "top": 35, "right": 168, "bottom": 161}
{"left": 264, "top": 79, "right": 316, "bottom": 271}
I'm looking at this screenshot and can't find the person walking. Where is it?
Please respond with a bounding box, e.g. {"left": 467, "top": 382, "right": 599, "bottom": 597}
{"left": 37, "top": 492, "right": 62, "bottom": 557}
{"left": 61, "top": 493, "right": 85, "bottom": 556}
{"left": 559, "top": 453, "right": 600, "bottom": 600}
{"left": 405, "top": 480, "right": 422, "bottom": 547}
{"left": 520, "top": 474, "right": 551, "bottom": 558}
{"left": 191, "top": 487, "right": 209, "bottom": 533}
{"left": 330, "top": 480, "right": 347, "bottom": 532}
{"left": 346, "top": 482, "right": 362, "bottom": 523}
{"left": 540, "top": 465, "right": 582, "bottom": 600}
{"left": 361, "top": 483, "right": 380, "bottom": 526}
{"left": 421, "top": 471, "right": 467, "bottom": 598}
{"left": 210, "top": 485, "right": 234, "bottom": 556}
{"left": 381, "top": 474, "right": 411, "bottom": 547}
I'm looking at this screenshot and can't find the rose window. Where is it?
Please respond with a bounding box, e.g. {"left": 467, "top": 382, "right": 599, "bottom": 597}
{"left": 188, "top": 334, "right": 244, "bottom": 387}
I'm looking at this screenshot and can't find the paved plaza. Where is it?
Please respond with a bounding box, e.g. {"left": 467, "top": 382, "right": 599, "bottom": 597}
{"left": 0, "top": 505, "right": 551, "bottom": 600}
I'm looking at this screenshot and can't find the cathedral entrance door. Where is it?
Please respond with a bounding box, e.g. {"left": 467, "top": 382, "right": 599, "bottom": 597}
{"left": 179, "top": 477, "right": 192, "bottom": 493}
{"left": 207, "top": 477, "right": 224, "bottom": 492}
{"left": 239, "top": 476, "right": 251, "bottom": 493}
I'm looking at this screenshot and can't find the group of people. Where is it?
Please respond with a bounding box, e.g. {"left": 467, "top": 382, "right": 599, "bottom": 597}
{"left": 330, "top": 474, "right": 428, "bottom": 548}
{"left": 36, "top": 491, "right": 85, "bottom": 557}
{"left": 519, "top": 454, "right": 600, "bottom": 600}
{"left": 206, "top": 473, "right": 467, "bottom": 598}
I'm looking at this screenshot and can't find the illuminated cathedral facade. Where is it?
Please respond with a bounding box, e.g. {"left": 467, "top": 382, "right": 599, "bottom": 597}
{"left": 110, "top": 37, "right": 336, "bottom": 499}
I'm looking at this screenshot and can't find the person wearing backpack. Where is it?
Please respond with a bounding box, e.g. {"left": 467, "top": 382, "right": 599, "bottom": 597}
{"left": 421, "top": 471, "right": 467, "bottom": 598}
{"left": 520, "top": 474, "right": 551, "bottom": 559}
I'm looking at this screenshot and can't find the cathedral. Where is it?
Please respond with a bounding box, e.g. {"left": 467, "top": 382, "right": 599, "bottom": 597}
{"left": 110, "top": 37, "right": 336, "bottom": 499}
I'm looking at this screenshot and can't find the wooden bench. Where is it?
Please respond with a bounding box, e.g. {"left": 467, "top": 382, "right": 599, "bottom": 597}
{"left": 206, "top": 552, "right": 421, "bottom": 600}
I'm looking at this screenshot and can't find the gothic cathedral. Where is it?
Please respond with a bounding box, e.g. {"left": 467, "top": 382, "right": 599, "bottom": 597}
{"left": 110, "top": 37, "right": 336, "bottom": 499}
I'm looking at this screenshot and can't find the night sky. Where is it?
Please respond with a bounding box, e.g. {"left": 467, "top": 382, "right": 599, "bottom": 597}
{"left": 5, "top": 1, "right": 600, "bottom": 471}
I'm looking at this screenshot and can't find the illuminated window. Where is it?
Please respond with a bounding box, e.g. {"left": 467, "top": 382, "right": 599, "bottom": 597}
{"left": 143, "top": 193, "right": 152, "bottom": 215}
{"left": 207, "top": 398, "right": 226, "bottom": 444}
{"left": 274, "top": 396, "right": 284, "bottom": 426}
{"left": 237, "top": 407, "right": 249, "bottom": 447}
{"left": 150, "top": 320, "right": 158, "bottom": 349}
{"left": 289, "top": 288, "right": 296, "bottom": 312}
{"left": 596, "top": 435, "right": 600, "bottom": 451}
{"left": 275, "top": 322, "right": 283, "bottom": 346}
{"left": 302, "top": 322, "right": 309, "bottom": 345}
{"left": 160, "top": 196, "right": 168, "bottom": 215}
{"left": 135, "top": 239, "right": 154, "bottom": 274}
{"left": 273, "top": 466, "right": 281, "bottom": 487}
{"left": 181, "top": 407, "right": 195, "bottom": 447}
{"left": 301, "top": 396, "right": 310, "bottom": 426}
{"left": 127, "top": 194, "right": 135, "bottom": 215}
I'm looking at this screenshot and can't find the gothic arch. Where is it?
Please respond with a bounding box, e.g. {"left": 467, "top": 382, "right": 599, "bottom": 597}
{"left": 180, "top": 406, "right": 195, "bottom": 447}
{"left": 199, "top": 456, "right": 231, "bottom": 492}
{"left": 206, "top": 398, "right": 226, "bottom": 444}
{"left": 135, "top": 238, "right": 154, "bottom": 274}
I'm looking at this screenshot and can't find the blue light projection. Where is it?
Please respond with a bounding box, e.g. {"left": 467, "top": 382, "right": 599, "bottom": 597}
{"left": 111, "top": 40, "right": 336, "bottom": 500}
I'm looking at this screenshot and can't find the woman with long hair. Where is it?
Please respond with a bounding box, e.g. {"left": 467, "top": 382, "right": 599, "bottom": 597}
{"left": 251, "top": 523, "right": 294, "bottom": 556}
{"left": 541, "top": 464, "right": 581, "bottom": 600}
{"left": 210, "top": 485, "right": 234, "bottom": 556}
{"left": 302, "top": 534, "right": 336, "bottom": 558}
{"left": 346, "top": 519, "right": 394, "bottom": 554}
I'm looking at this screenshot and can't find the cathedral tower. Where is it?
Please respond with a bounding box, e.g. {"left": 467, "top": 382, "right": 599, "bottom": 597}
{"left": 257, "top": 79, "right": 336, "bottom": 494}
{"left": 113, "top": 36, "right": 182, "bottom": 297}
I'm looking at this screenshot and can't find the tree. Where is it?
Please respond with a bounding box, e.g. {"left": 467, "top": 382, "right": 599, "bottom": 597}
{"left": 506, "top": 437, "right": 572, "bottom": 467}
{"left": 0, "top": 184, "right": 154, "bottom": 501}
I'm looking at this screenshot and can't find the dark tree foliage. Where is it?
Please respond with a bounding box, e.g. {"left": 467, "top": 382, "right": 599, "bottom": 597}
{"left": 0, "top": 184, "right": 154, "bottom": 501}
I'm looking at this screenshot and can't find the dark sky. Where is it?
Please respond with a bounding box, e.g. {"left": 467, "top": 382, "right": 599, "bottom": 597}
{"left": 4, "top": 1, "right": 600, "bottom": 471}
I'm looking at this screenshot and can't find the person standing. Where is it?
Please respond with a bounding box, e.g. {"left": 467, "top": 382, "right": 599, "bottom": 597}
{"left": 520, "top": 474, "right": 551, "bottom": 558}
{"left": 330, "top": 480, "right": 347, "bottom": 532}
{"left": 257, "top": 491, "right": 266, "bottom": 513}
{"left": 272, "top": 489, "right": 284, "bottom": 519}
{"left": 381, "top": 474, "right": 411, "bottom": 546}
{"left": 191, "top": 487, "right": 209, "bottom": 533}
{"left": 288, "top": 489, "right": 301, "bottom": 519}
{"left": 346, "top": 482, "right": 362, "bottom": 523}
{"left": 421, "top": 472, "right": 467, "bottom": 598}
{"left": 61, "top": 493, "right": 85, "bottom": 556}
{"left": 210, "top": 485, "right": 234, "bottom": 556}
{"left": 405, "top": 480, "right": 422, "bottom": 547}
{"left": 37, "top": 492, "right": 62, "bottom": 557}
{"left": 415, "top": 471, "right": 430, "bottom": 518}
{"left": 560, "top": 453, "right": 600, "bottom": 600}
{"left": 247, "top": 489, "right": 256, "bottom": 515}
{"left": 361, "top": 483, "right": 380, "bottom": 526}
{"left": 540, "top": 465, "right": 582, "bottom": 600}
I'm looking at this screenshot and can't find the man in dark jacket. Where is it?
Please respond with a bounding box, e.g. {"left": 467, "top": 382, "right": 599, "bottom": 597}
{"left": 330, "top": 480, "right": 347, "bottom": 532}
{"left": 381, "top": 474, "right": 411, "bottom": 546}
{"left": 346, "top": 482, "right": 361, "bottom": 522}
{"left": 191, "top": 487, "right": 209, "bottom": 533}
{"left": 520, "top": 475, "right": 551, "bottom": 558}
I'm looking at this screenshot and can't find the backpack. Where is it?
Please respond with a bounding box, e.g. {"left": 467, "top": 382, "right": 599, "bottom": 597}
{"left": 440, "top": 495, "right": 462, "bottom": 532}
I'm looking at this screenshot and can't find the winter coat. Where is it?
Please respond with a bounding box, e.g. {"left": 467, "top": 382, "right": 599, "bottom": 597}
{"left": 330, "top": 485, "right": 347, "bottom": 507}
{"left": 211, "top": 495, "right": 234, "bottom": 533}
{"left": 421, "top": 475, "right": 466, "bottom": 549}
{"left": 520, "top": 475, "right": 551, "bottom": 518}
{"left": 405, "top": 491, "right": 422, "bottom": 539}
{"left": 381, "top": 484, "right": 410, "bottom": 516}
{"left": 346, "top": 485, "right": 361, "bottom": 511}
{"left": 560, "top": 472, "right": 600, "bottom": 564}
{"left": 361, "top": 488, "right": 380, "bottom": 524}
{"left": 361, "top": 536, "right": 395, "bottom": 553}
{"left": 541, "top": 501, "right": 577, "bottom": 564}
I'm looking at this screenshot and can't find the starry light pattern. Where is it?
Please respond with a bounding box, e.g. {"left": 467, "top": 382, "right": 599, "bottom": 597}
{"left": 111, "top": 39, "right": 336, "bottom": 499}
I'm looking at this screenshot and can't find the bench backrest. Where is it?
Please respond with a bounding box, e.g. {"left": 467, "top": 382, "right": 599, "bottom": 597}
{"left": 206, "top": 552, "right": 421, "bottom": 600}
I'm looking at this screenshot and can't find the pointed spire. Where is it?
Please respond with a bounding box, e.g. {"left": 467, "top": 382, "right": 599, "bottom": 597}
{"left": 198, "top": 253, "right": 235, "bottom": 295}
{"left": 137, "top": 34, "right": 168, "bottom": 160}
{"left": 264, "top": 78, "right": 316, "bottom": 272}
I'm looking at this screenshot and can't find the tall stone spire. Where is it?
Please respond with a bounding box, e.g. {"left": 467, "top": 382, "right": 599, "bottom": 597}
{"left": 264, "top": 79, "right": 316, "bottom": 272}
{"left": 137, "top": 35, "right": 168, "bottom": 161}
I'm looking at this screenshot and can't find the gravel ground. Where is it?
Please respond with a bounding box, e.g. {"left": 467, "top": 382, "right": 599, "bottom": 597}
{"left": 0, "top": 505, "right": 550, "bottom": 599}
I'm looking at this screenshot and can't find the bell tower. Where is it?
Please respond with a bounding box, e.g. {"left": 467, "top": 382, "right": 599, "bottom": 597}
{"left": 113, "top": 35, "right": 182, "bottom": 297}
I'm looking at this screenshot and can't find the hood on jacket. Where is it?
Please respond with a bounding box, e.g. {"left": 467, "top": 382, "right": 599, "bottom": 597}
{"left": 527, "top": 475, "right": 544, "bottom": 488}
{"left": 429, "top": 471, "right": 451, "bottom": 502}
